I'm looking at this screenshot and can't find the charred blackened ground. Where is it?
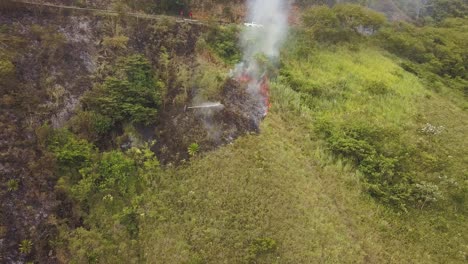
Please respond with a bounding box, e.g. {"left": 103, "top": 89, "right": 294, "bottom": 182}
{"left": 0, "top": 8, "right": 101, "bottom": 263}
{"left": 0, "top": 6, "right": 265, "bottom": 262}
{"left": 153, "top": 78, "right": 265, "bottom": 164}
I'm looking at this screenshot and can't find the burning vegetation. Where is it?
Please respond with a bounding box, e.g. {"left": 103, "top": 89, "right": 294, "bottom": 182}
{"left": 1, "top": 0, "right": 467, "bottom": 263}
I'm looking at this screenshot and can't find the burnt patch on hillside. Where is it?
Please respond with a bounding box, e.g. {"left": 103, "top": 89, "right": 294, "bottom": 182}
{"left": 152, "top": 78, "right": 263, "bottom": 164}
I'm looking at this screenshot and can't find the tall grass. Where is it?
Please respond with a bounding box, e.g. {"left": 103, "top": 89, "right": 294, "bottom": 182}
{"left": 138, "top": 44, "right": 467, "bottom": 263}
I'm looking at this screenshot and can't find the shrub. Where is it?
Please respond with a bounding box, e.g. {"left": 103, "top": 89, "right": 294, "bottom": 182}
{"left": 82, "top": 54, "right": 161, "bottom": 126}
{"left": 204, "top": 25, "right": 241, "bottom": 65}
{"left": 68, "top": 111, "right": 113, "bottom": 142}
{"left": 193, "top": 60, "right": 225, "bottom": 100}
{"left": 119, "top": 207, "right": 139, "bottom": 238}
{"left": 365, "top": 80, "right": 392, "bottom": 95}
{"left": 68, "top": 228, "right": 117, "bottom": 264}
{"left": 316, "top": 119, "right": 439, "bottom": 210}
{"left": 424, "top": 0, "right": 468, "bottom": 21}
{"left": 19, "top": 239, "right": 33, "bottom": 255}
{"left": 102, "top": 35, "right": 129, "bottom": 50}
{"left": 333, "top": 3, "right": 386, "bottom": 32}
{"left": 46, "top": 129, "right": 94, "bottom": 169}
{"left": 450, "top": 183, "right": 467, "bottom": 213}
{"left": 327, "top": 134, "right": 375, "bottom": 162}
{"left": 366, "top": 182, "right": 413, "bottom": 211}
{"left": 72, "top": 151, "right": 137, "bottom": 201}
{"left": 302, "top": 5, "right": 347, "bottom": 43}
{"left": 0, "top": 59, "right": 14, "bottom": 81}
{"left": 248, "top": 237, "right": 277, "bottom": 260}
{"left": 6, "top": 179, "right": 19, "bottom": 192}
{"left": 410, "top": 181, "right": 443, "bottom": 209}
{"left": 188, "top": 143, "right": 200, "bottom": 157}
{"left": 376, "top": 19, "right": 468, "bottom": 84}
{"left": 302, "top": 4, "right": 386, "bottom": 43}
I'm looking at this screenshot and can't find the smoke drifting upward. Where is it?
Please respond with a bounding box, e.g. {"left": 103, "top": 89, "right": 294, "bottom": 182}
{"left": 233, "top": 0, "right": 290, "bottom": 126}
{"left": 191, "top": 0, "right": 290, "bottom": 142}
{"left": 241, "top": 0, "right": 290, "bottom": 61}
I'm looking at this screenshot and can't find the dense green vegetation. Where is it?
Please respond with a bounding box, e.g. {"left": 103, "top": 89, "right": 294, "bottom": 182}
{"left": 301, "top": 3, "right": 387, "bottom": 43}
{"left": 295, "top": 4, "right": 467, "bottom": 212}
{"left": 1, "top": 1, "right": 467, "bottom": 263}
{"left": 55, "top": 5, "right": 467, "bottom": 263}
{"left": 83, "top": 54, "right": 162, "bottom": 126}
{"left": 44, "top": 128, "right": 158, "bottom": 263}
{"left": 203, "top": 24, "right": 241, "bottom": 65}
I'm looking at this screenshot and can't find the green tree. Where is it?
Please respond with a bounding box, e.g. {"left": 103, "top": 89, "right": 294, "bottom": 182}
{"left": 83, "top": 54, "right": 161, "bottom": 126}
{"left": 377, "top": 19, "right": 468, "bottom": 81}
{"left": 302, "top": 5, "right": 341, "bottom": 42}
{"left": 424, "top": 0, "right": 468, "bottom": 21}
{"left": 47, "top": 129, "right": 94, "bottom": 169}
{"left": 205, "top": 25, "right": 241, "bottom": 64}
{"left": 333, "top": 4, "right": 386, "bottom": 33}
{"left": 68, "top": 111, "right": 113, "bottom": 143}
{"left": 302, "top": 4, "right": 386, "bottom": 43}
{"left": 73, "top": 151, "right": 138, "bottom": 202}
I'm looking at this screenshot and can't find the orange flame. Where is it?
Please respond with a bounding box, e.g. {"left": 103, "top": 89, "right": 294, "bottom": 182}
{"left": 235, "top": 72, "right": 271, "bottom": 116}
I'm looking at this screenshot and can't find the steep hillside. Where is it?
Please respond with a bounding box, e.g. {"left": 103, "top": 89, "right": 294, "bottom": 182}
{"left": 15, "top": 0, "right": 247, "bottom": 22}
{"left": 0, "top": 8, "right": 102, "bottom": 263}
{"left": 50, "top": 45, "right": 467, "bottom": 263}
{"left": 134, "top": 46, "right": 467, "bottom": 263}
{"left": 1, "top": 1, "right": 467, "bottom": 263}
{"left": 0, "top": 5, "right": 230, "bottom": 262}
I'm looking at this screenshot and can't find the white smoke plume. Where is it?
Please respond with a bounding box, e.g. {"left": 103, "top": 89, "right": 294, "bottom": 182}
{"left": 233, "top": 0, "right": 290, "bottom": 125}
{"left": 241, "top": 0, "right": 290, "bottom": 62}
{"left": 193, "top": 0, "right": 290, "bottom": 139}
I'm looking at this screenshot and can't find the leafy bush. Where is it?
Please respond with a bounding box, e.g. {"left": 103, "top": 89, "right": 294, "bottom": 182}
{"left": 315, "top": 119, "right": 441, "bottom": 211}
{"left": 328, "top": 134, "right": 372, "bottom": 158}
{"left": 46, "top": 129, "right": 94, "bottom": 169}
{"left": 0, "top": 59, "right": 14, "bottom": 82}
{"left": 119, "top": 206, "right": 139, "bottom": 238}
{"left": 58, "top": 142, "right": 159, "bottom": 263}
{"left": 19, "top": 239, "right": 33, "bottom": 255}
{"left": 410, "top": 181, "right": 443, "bottom": 209}
{"left": 204, "top": 24, "right": 241, "bottom": 65}
{"left": 376, "top": 19, "right": 468, "bottom": 83}
{"left": 6, "top": 179, "right": 19, "bottom": 192}
{"left": 302, "top": 5, "right": 350, "bottom": 43}
{"left": 102, "top": 35, "right": 129, "bottom": 50}
{"left": 188, "top": 143, "right": 200, "bottom": 157}
{"left": 365, "top": 80, "right": 392, "bottom": 96}
{"left": 248, "top": 237, "right": 278, "bottom": 261}
{"left": 68, "top": 111, "right": 113, "bottom": 143}
{"left": 302, "top": 4, "right": 386, "bottom": 43}
{"left": 68, "top": 228, "right": 122, "bottom": 264}
{"left": 72, "top": 151, "right": 138, "bottom": 201}
{"left": 192, "top": 59, "right": 226, "bottom": 100}
{"left": 333, "top": 4, "right": 386, "bottom": 33}
{"left": 82, "top": 54, "right": 161, "bottom": 126}
{"left": 423, "top": 0, "right": 468, "bottom": 21}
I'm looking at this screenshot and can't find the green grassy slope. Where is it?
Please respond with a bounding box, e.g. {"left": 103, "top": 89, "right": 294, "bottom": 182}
{"left": 138, "top": 46, "right": 467, "bottom": 263}
{"left": 141, "top": 113, "right": 390, "bottom": 263}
